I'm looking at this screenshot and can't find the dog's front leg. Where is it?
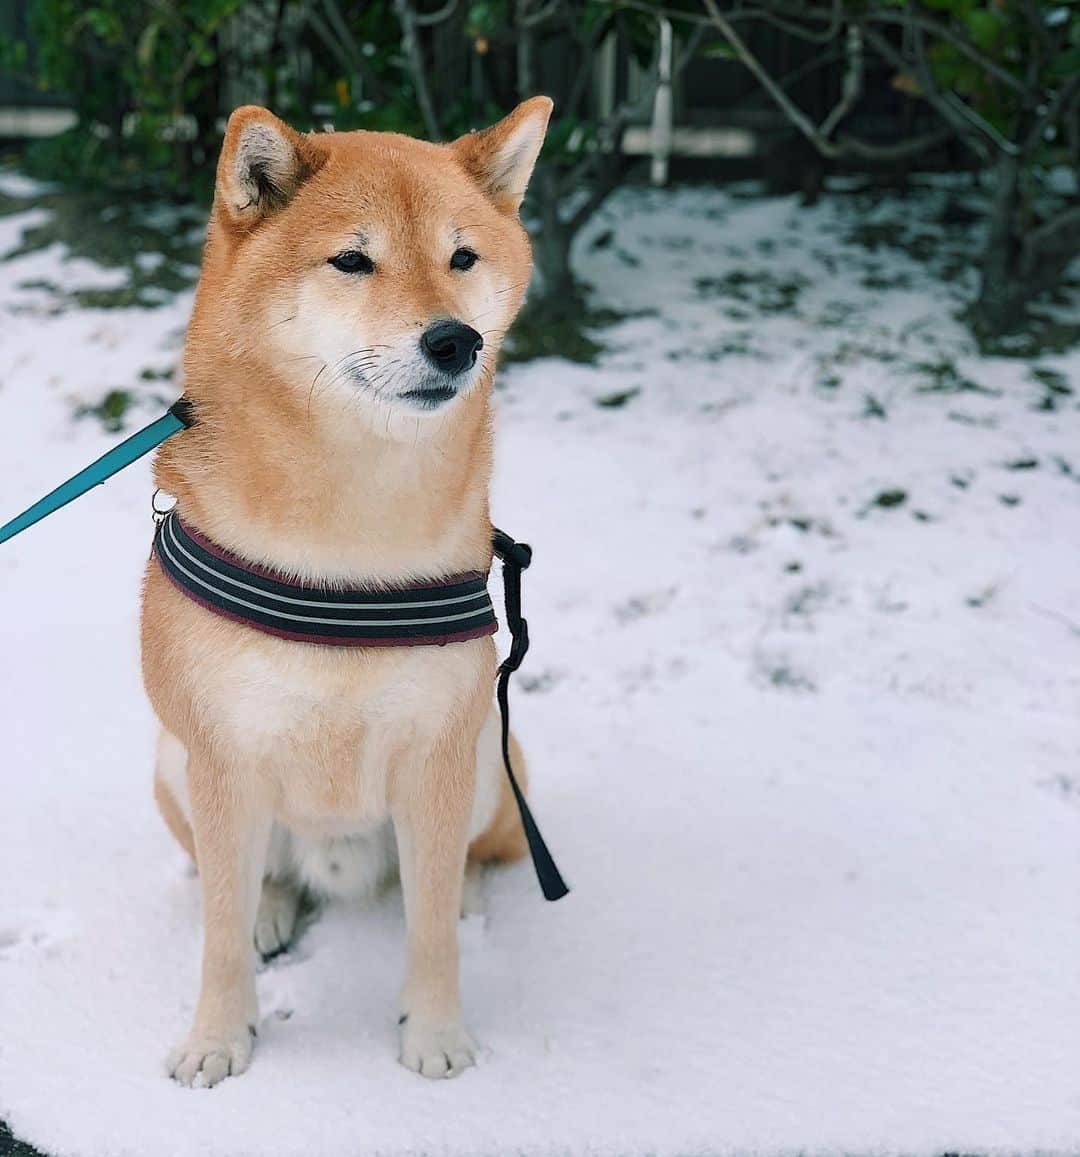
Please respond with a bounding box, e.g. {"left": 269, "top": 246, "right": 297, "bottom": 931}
{"left": 168, "top": 744, "right": 271, "bottom": 1088}
{"left": 393, "top": 717, "right": 480, "bottom": 1079}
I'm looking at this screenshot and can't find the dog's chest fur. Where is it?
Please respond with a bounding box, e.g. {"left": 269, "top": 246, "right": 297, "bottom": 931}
{"left": 230, "top": 643, "right": 491, "bottom": 831}
{"left": 147, "top": 568, "right": 497, "bottom": 837}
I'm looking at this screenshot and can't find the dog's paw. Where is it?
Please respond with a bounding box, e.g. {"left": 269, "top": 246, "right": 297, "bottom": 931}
{"left": 254, "top": 877, "right": 302, "bottom": 960}
{"left": 398, "top": 1015, "right": 476, "bottom": 1079}
{"left": 167, "top": 1026, "right": 255, "bottom": 1088}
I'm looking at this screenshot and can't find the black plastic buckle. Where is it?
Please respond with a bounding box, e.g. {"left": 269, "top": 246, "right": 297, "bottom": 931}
{"left": 493, "top": 528, "right": 532, "bottom": 571}
{"left": 501, "top": 617, "right": 530, "bottom": 673}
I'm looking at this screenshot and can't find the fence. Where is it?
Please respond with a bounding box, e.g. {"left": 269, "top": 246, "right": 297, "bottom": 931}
{"left": 0, "top": 0, "right": 936, "bottom": 175}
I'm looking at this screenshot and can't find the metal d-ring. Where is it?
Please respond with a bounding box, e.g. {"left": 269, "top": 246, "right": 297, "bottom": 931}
{"left": 151, "top": 488, "right": 177, "bottom": 526}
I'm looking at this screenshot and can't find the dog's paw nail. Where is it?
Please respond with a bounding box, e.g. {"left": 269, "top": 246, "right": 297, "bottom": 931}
{"left": 167, "top": 1030, "right": 254, "bottom": 1088}
{"left": 253, "top": 880, "right": 302, "bottom": 960}
{"left": 398, "top": 1020, "right": 476, "bottom": 1079}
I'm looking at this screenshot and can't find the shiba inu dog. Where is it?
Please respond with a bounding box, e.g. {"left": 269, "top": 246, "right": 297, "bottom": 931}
{"left": 142, "top": 96, "right": 553, "bottom": 1087}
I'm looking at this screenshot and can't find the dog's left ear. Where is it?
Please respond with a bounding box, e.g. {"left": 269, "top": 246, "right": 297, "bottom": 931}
{"left": 451, "top": 96, "right": 553, "bottom": 215}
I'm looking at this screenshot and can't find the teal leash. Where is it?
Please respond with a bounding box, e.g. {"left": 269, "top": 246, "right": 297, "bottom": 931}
{"left": 0, "top": 399, "right": 193, "bottom": 546}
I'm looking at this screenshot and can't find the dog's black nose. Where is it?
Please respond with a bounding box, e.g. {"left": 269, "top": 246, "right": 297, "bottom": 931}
{"left": 420, "top": 321, "right": 484, "bottom": 376}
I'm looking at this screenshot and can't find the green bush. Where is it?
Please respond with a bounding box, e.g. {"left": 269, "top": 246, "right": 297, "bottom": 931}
{"left": 4, "top": 0, "right": 424, "bottom": 198}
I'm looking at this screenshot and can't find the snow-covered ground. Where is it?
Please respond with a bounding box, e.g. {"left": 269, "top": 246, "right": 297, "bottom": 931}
{"left": 2, "top": 170, "right": 1079, "bottom": 1156}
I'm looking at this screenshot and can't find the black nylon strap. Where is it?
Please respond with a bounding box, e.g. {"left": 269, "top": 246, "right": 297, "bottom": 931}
{"left": 492, "top": 529, "right": 570, "bottom": 902}
{"left": 168, "top": 397, "right": 197, "bottom": 428}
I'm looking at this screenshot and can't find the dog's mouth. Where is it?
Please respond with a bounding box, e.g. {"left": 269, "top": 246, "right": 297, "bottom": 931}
{"left": 398, "top": 383, "right": 459, "bottom": 410}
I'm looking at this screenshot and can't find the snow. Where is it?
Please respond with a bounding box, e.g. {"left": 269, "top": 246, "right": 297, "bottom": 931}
{"left": 2, "top": 177, "right": 1080, "bottom": 1156}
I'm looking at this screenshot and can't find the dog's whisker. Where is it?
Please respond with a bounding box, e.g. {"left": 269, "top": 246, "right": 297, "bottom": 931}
{"left": 306, "top": 362, "right": 330, "bottom": 421}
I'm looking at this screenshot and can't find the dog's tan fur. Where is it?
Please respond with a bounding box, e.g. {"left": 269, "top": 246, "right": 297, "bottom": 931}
{"left": 141, "top": 98, "right": 551, "bottom": 1086}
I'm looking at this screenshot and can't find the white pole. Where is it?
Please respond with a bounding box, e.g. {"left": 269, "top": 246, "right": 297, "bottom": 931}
{"left": 650, "top": 17, "right": 674, "bottom": 187}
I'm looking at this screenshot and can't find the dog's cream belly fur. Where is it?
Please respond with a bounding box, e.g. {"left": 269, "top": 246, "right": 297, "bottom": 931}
{"left": 157, "top": 633, "right": 503, "bottom": 900}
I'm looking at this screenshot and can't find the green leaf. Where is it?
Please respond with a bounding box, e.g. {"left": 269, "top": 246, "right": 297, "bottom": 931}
{"left": 136, "top": 21, "right": 158, "bottom": 70}
{"left": 963, "top": 8, "right": 1002, "bottom": 52}
{"left": 84, "top": 8, "right": 122, "bottom": 41}
{"left": 704, "top": 40, "right": 738, "bottom": 60}
{"left": 465, "top": 0, "right": 504, "bottom": 38}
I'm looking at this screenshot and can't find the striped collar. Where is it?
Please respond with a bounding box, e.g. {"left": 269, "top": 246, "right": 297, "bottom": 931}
{"left": 153, "top": 510, "right": 497, "bottom": 648}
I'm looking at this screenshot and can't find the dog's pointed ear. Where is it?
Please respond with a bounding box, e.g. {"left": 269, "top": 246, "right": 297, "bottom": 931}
{"left": 215, "top": 106, "right": 327, "bottom": 228}
{"left": 451, "top": 96, "right": 553, "bottom": 215}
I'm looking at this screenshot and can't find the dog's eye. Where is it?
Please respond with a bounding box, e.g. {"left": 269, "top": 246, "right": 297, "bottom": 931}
{"left": 450, "top": 248, "right": 479, "bottom": 272}
{"left": 329, "top": 250, "right": 375, "bottom": 275}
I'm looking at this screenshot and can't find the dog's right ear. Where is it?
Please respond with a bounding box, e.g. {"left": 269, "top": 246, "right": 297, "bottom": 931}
{"left": 215, "top": 106, "right": 327, "bottom": 229}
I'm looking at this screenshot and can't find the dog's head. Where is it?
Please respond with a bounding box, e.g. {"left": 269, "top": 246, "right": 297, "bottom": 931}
{"left": 192, "top": 99, "right": 551, "bottom": 436}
